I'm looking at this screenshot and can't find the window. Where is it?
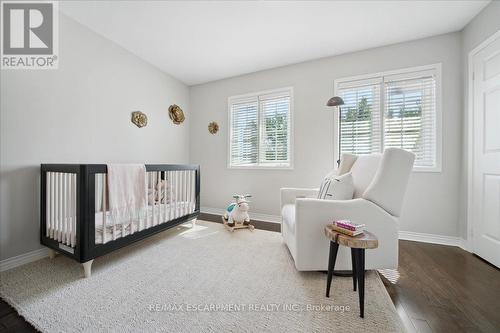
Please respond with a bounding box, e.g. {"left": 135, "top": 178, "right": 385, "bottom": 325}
{"left": 229, "top": 88, "right": 292, "bottom": 168}
{"left": 336, "top": 65, "right": 441, "bottom": 171}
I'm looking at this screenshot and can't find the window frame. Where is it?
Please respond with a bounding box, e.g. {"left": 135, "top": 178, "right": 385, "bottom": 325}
{"left": 227, "top": 87, "right": 294, "bottom": 170}
{"left": 333, "top": 63, "right": 442, "bottom": 173}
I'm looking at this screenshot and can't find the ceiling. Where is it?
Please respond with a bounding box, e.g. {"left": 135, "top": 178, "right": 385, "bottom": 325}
{"left": 60, "top": 1, "right": 489, "bottom": 86}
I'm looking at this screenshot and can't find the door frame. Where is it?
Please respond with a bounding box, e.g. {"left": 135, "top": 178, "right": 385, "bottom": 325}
{"left": 466, "top": 29, "right": 500, "bottom": 253}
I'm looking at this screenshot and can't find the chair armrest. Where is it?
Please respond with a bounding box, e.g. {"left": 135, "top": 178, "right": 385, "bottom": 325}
{"left": 294, "top": 198, "right": 398, "bottom": 248}
{"left": 295, "top": 198, "right": 396, "bottom": 228}
{"left": 280, "top": 187, "right": 319, "bottom": 209}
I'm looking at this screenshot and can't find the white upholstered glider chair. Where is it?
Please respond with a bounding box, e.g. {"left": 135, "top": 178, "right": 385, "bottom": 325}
{"left": 280, "top": 148, "right": 415, "bottom": 271}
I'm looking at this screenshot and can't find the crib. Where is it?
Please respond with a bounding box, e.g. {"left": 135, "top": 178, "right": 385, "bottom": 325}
{"left": 40, "top": 164, "right": 200, "bottom": 277}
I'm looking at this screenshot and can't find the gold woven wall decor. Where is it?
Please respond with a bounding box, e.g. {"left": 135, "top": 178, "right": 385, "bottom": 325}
{"left": 168, "top": 104, "right": 185, "bottom": 125}
{"left": 208, "top": 122, "right": 219, "bottom": 134}
{"left": 131, "top": 111, "right": 148, "bottom": 128}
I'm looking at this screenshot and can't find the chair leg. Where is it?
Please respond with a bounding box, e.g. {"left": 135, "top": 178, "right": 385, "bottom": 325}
{"left": 48, "top": 249, "right": 57, "bottom": 259}
{"left": 351, "top": 248, "right": 357, "bottom": 291}
{"left": 326, "top": 241, "right": 339, "bottom": 297}
{"left": 82, "top": 260, "right": 94, "bottom": 278}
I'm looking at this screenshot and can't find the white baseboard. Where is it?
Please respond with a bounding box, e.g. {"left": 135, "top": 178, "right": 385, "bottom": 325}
{"left": 398, "top": 231, "right": 469, "bottom": 251}
{"left": 0, "top": 248, "right": 50, "bottom": 272}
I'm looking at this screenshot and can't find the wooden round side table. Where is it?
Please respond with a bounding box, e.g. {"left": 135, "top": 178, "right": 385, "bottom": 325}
{"left": 324, "top": 225, "right": 378, "bottom": 318}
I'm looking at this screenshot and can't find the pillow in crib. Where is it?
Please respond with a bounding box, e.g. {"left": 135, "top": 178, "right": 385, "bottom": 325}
{"left": 318, "top": 172, "right": 354, "bottom": 200}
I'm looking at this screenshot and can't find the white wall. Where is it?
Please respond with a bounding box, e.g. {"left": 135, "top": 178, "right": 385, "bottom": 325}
{"left": 0, "top": 15, "right": 191, "bottom": 260}
{"left": 190, "top": 32, "right": 463, "bottom": 238}
{"left": 459, "top": 1, "right": 500, "bottom": 240}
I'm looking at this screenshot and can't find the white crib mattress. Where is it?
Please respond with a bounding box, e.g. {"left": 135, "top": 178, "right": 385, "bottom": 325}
{"left": 94, "top": 202, "right": 194, "bottom": 244}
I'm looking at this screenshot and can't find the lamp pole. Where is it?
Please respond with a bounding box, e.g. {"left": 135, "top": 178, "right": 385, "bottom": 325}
{"left": 326, "top": 96, "right": 345, "bottom": 167}
{"left": 337, "top": 106, "right": 342, "bottom": 166}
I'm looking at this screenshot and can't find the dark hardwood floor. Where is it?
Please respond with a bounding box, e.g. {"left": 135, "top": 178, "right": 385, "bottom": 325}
{"left": 1, "top": 224, "right": 499, "bottom": 332}
{"left": 381, "top": 240, "right": 500, "bottom": 333}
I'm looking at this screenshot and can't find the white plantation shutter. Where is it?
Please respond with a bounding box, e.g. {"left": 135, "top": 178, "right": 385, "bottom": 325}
{"left": 229, "top": 88, "right": 292, "bottom": 168}
{"left": 230, "top": 99, "right": 258, "bottom": 166}
{"left": 259, "top": 93, "right": 291, "bottom": 165}
{"left": 336, "top": 66, "right": 440, "bottom": 170}
{"left": 384, "top": 72, "right": 436, "bottom": 167}
{"left": 338, "top": 78, "right": 382, "bottom": 155}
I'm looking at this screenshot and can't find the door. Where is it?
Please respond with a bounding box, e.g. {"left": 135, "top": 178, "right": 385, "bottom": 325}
{"left": 471, "top": 33, "right": 500, "bottom": 268}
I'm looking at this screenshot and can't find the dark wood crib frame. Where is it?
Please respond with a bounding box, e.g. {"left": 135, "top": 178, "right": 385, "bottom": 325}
{"left": 40, "top": 164, "right": 200, "bottom": 266}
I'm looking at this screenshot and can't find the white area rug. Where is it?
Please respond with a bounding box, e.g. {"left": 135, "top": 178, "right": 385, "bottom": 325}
{"left": 0, "top": 221, "right": 405, "bottom": 332}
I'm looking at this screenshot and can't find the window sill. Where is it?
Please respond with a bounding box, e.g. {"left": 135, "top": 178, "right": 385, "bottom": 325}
{"left": 228, "top": 165, "right": 294, "bottom": 170}
{"left": 412, "top": 166, "right": 442, "bottom": 173}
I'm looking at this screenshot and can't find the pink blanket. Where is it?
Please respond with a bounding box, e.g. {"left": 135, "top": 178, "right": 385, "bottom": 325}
{"left": 106, "top": 164, "right": 147, "bottom": 224}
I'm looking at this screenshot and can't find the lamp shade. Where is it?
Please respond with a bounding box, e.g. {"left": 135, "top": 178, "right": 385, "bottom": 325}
{"left": 326, "top": 96, "right": 344, "bottom": 107}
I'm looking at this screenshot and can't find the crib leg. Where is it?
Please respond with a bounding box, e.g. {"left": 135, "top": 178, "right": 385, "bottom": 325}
{"left": 191, "top": 218, "right": 197, "bottom": 228}
{"left": 48, "top": 249, "right": 57, "bottom": 259}
{"left": 82, "top": 260, "right": 94, "bottom": 278}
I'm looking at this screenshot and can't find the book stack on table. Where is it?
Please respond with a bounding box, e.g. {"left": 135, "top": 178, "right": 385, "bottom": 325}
{"left": 331, "top": 220, "right": 365, "bottom": 236}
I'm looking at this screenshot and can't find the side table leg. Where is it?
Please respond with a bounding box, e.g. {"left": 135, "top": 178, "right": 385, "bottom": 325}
{"left": 326, "top": 241, "right": 339, "bottom": 297}
{"left": 351, "top": 248, "right": 357, "bottom": 291}
{"left": 355, "top": 248, "right": 366, "bottom": 318}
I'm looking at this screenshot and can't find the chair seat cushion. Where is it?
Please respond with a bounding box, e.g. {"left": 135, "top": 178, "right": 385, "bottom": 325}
{"left": 281, "top": 204, "right": 296, "bottom": 233}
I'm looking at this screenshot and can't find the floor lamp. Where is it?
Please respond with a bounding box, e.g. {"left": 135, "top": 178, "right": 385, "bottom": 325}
{"left": 326, "top": 96, "right": 345, "bottom": 166}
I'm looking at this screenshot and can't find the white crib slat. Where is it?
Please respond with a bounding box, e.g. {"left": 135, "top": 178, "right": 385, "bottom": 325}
{"left": 55, "top": 173, "right": 59, "bottom": 241}
{"left": 175, "top": 171, "right": 180, "bottom": 219}
{"left": 49, "top": 173, "right": 54, "bottom": 238}
{"left": 153, "top": 171, "right": 158, "bottom": 226}
{"left": 63, "top": 173, "right": 68, "bottom": 245}
{"left": 170, "top": 171, "right": 174, "bottom": 220}
{"left": 158, "top": 171, "right": 162, "bottom": 225}
{"left": 160, "top": 171, "right": 163, "bottom": 224}
{"left": 186, "top": 171, "right": 190, "bottom": 214}
{"left": 70, "top": 173, "right": 74, "bottom": 246}
{"left": 162, "top": 171, "right": 166, "bottom": 223}
{"left": 159, "top": 171, "right": 163, "bottom": 225}
{"left": 189, "top": 171, "right": 193, "bottom": 213}
{"left": 71, "top": 174, "right": 77, "bottom": 247}
{"left": 192, "top": 170, "right": 196, "bottom": 212}
{"left": 159, "top": 171, "right": 162, "bottom": 224}
{"left": 46, "top": 173, "right": 50, "bottom": 237}
{"left": 146, "top": 172, "right": 150, "bottom": 229}
{"left": 67, "top": 173, "right": 71, "bottom": 246}
{"left": 67, "top": 173, "right": 71, "bottom": 245}
{"left": 184, "top": 170, "right": 187, "bottom": 215}
{"left": 61, "top": 173, "right": 65, "bottom": 244}
{"left": 102, "top": 174, "right": 107, "bottom": 244}
{"left": 52, "top": 173, "right": 57, "bottom": 239}
{"left": 160, "top": 171, "right": 164, "bottom": 224}
{"left": 130, "top": 172, "right": 135, "bottom": 234}
{"left": 112, "top": 178, "right": 117, "bottom": 240}
{"left": 188, "top": 171, "right": 191, "bottom": 213}
{"left": 66, "top": 173, "right": 70, "bottom": 245}
{"left": 173, "top": 171, "right": 177, "bottom": 219}
{"left": 181, "top": 171, "right": 186, "bottom": 216}
{"left": 54, "top": 173, "right": 58, "bottom": 238}
{"left": 58, "top": 173, "right": 63, "bottom": 242}
{"left": 168, "top": 171, "right": 173, "bottom": 221}
{"left": 160, "top": 171, "right": 164, "bottom": 223}
{"left": 186, "top": 171, "right": 189, "bottom": 214}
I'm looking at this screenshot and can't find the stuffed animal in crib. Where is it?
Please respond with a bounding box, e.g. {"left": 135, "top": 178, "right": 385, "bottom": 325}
{"left": 148, "top": 180, "right": 174, "bottom": 205}
{"left": 222, "top": 195, "right": 254, "bottom": 231}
